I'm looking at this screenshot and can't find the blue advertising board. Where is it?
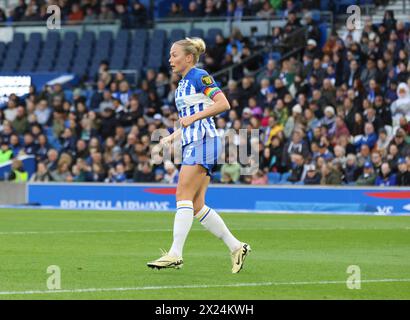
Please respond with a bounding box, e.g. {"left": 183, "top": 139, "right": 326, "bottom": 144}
{"left": 27, "top": 183, "right": 410, "bottom": 216}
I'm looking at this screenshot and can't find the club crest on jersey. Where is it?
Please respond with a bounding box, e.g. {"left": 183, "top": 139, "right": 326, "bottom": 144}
{"left": 201, "top": 75, "right": 213, "bottom": 86}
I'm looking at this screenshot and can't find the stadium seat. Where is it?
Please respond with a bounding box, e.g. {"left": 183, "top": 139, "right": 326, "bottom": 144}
{"left": 189, "top": 28, "right": 204, "bottom": 39}
{"left": 63, "top": 31, "right": 78, "bottom": 43}
{"left": 7, "top": 38, "right": 25, "bottom": 53}
{"left": 99, "top": 30, "right": 113, "bottom": 42}
{"left": 152, "top": 29, "right": 167, "bottom": 43}
{"left": 28, "top": 32, "right": 42, "bottom": 43}
{"left": 318, "top": 23, "right": 329, "bottom": 48}
{"left": 133, "top": 29, "right": 148, "bottom": 48}
{"left": 267, "top": 52, "right": 281, "bottom": 62}
{"left": 114, "top": 29, "right": 130, "bottom": 48}
{"left": 206, "top": 28, "right": 223, "bottom": 45}
{"left": 320, "top": 0, "right": 329, "bottom": 11}
{"left": 0, "top": 42, "right": 6, "bottom": 62}
{"left": 311, "top": 10, "right": 321, "bottom": 23}
{"left": 279, "top": 172, "right": 292, "bottom": 184}
{"left": 35, "top": 57, "right": 54, "bottom": 72}
{"left": 267, "top": 172, "right": 281, "bottom": 185}
{"left": 78, "top": 31, "right": 95, "bottom": 50}
{"left": 212, "top": 171, "right": 221, "bottom": 183}
{"left": 335, "top": 0, "right": 356, "bottom": 14}
{"left": 12, "top": 32, "right": 25, "bottom": 43}
{"left": 127, "top": 51, "right": 144, "bottom": 69}
{"left": 169, "top": 29, "right": 186, "bottom": 43}
{"left": 45, "top": 31, "right": 60, "bottom": 44}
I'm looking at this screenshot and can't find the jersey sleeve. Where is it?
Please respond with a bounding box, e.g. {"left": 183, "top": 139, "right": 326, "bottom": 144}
{"left": 195, "top": 70, "right": 222, "bottom": 100}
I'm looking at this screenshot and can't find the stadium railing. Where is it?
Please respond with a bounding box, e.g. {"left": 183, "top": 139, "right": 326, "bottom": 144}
{"left": 212, "top": 25, "right": 309, "bottom": 88}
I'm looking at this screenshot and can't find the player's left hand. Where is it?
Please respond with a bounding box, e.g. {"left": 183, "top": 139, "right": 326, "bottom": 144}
{"left": 179, "top": 115, "right": 197, "bottom": 128}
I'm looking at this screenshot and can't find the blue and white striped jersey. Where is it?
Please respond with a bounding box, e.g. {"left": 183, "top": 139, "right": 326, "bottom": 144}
{"left": 175, "top": 67, "right": 222, "bottom": 146}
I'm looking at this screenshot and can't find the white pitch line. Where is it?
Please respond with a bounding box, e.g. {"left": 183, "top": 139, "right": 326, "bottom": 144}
{"left": 0, "top": 279, "right": 409, "bottom": 296}
{"left": 0, "top": 229, "right": 175, "bottom": 235}
{"left": 0, "top": 227, "right": 409, "bottom": 236}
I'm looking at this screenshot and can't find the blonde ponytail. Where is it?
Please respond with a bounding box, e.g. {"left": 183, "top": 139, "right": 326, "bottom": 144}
{"left": 174, "top": 37, "right": 206, "bottom": 64}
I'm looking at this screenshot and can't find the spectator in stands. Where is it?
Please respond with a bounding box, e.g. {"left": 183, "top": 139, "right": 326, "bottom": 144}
{"left": 356, "top": 161, "right": 377, "bottom": 186}
{"left": 85, "top": 163, "right": 105, "bottom": 182}
{"left": 343, "top": 154, "right": 360, "bottom": 184}
{"left": 4, "top": 99, "right": 18, "bottom": 123}
{"left": 11, "top": 106, "right": 29, "bottom": 136}
{"left": 282, "top": 128, "right": 309, "bottom": 169}
{"left": 107, "top": 163, "right": 127, "bottom": 183}
{"left": 303, "top": 164, "right": 321, "bottom": 185}
{"left": 257, "top": 1, "right": 274, "bottom": 19}
{"left": 391, "top": 83, "right": 410, "bottom": 128}
{"left": 320, "top": 162, "right": 342, "bottom": 185}
{"left": 187, "top": 1, "right": 201, "bottom": 17}
{"left": 391, "top": 129, "right": 410, "bottom": 158}
{"left": 168, "top": 2, "right": 184, "bottom": 18}
{"left": 8, "top": 159, "right": 28, "bottom": 182}
{"left": 221, "top": 153, "right": 241, "bottom": 183}
{"left": 68, "top": 3, "right": 84, "bottom": 23}
{"left": 375, "top": 162, "right": 397, "bottom": 186}
{"left": 370, "top": 151, "right": 383, "bottom": 176}
{"left": 133, "top": 161, "right": 155, "bottom": 182}
{"left": 0, "top": 141, "right": 13, "bottom": 164}
{"left": 163, "top": 160, "right": 179, "bottom": 184}
{"left": 304, "top": 11, "right": 320, "bottom": 44}
{"left": 354, "top": 122, "right": 378, "bottom": 151}
{"left": 30, "top": 162, "right": 52, "bottom": 182}
{"left": 251, "top": 169, "right": 268, "bottom": 185}
{"left": 287, "top": 152, "right": 306, "bottom": 183}
{"left": 99, "top": 4, "right": 114, "bottom": 21}
{"left": 12, "top": 0, "right": 27, "bottom": 21}
{"left": 396, "top": 157, "right": 410, "bottom": 186}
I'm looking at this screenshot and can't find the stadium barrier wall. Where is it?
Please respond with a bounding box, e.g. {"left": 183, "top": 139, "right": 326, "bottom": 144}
{"left": 0, "top": 182, "right": 26, "bottom": 205}
{"left": 25, "top": 183, "right": 410, "bottom": 216}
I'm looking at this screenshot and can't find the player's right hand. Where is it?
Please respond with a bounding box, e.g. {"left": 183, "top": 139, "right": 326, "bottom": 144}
{"left": 160, "top": 135, "right": 172, "bottom": 147}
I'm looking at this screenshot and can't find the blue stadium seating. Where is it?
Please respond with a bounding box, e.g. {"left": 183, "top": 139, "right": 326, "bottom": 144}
{"left": 63, "top": 31, "right": 78, "bottom": 43}
{"left": 114, "top": 29, "right": 129, "bottom": 48}
{"left": 206, "top": 28, "right": 223, "bottom": 45}
{"left": 0, "top": 42, "right": 6, "bottom": 68}
{"left": 12, "top": 32, "right": 25, "bottom": 43}
{"left": 189, "top": 28, "right": 204, "bottom": 39}
{"left": 212, "top": 171, "right": 221, "bottom": 183}
{"left": 110, "top": 46, "right": 127, "bottom": 70}
{"left": 45, "top": 31, "right": 60, "bottom": 44}
{"left": 279, "top": 172, "right": 292, "bottom": 184}
{"left": 318, "top": 23, "right": 329, "bottom": 48}
{"left": 28, "top": 32, "right": 42, "bottom": 43}
{"left": 133, "top": 29, "right": 148, "bottom": 48}
{"left": 169, "top": 29, "right": 185, "bottom": 43}
{"left": 267, "top": 172, "right": 281, "bottom": 184}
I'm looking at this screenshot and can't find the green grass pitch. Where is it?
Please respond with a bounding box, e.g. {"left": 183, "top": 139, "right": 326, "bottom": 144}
{"left": 0, "top": 208, "right": 409, "bottom": 300}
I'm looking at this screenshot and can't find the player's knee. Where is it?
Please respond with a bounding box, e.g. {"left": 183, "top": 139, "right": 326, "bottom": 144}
{"left": 193, "top": 200, "right": 204, "bottom": 215}
{"left": 175, "top": 188, "right": 194, "bottom": 202}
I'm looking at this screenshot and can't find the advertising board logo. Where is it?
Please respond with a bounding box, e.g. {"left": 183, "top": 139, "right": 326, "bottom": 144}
{"left": 375, "top": 206, "right": 393, "bottom": 216}
{"left": 403, "top": 204, "right": 410, "bottom": 212}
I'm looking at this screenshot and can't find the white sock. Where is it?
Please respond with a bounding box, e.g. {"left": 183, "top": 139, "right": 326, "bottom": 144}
{"left": 168, "top": 200, "right": 194, "bottom": 258}
{"left": 195, "top": 205, "right": 241, "bottom": 252}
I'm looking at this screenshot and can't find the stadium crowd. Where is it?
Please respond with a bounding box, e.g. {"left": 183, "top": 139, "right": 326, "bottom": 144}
{"left": 0, "top": 0, "right": 324, "bottom": 25}
{"left": 1, "top": 2, "right": 410, "bottom": 186}
{"left": 0, "top": 0, "right": 150, "bottom": 27}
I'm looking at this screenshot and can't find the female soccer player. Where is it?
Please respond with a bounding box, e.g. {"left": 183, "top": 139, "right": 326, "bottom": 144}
{"left": 147, "top": 37, "right": 251, "bottom": 273}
